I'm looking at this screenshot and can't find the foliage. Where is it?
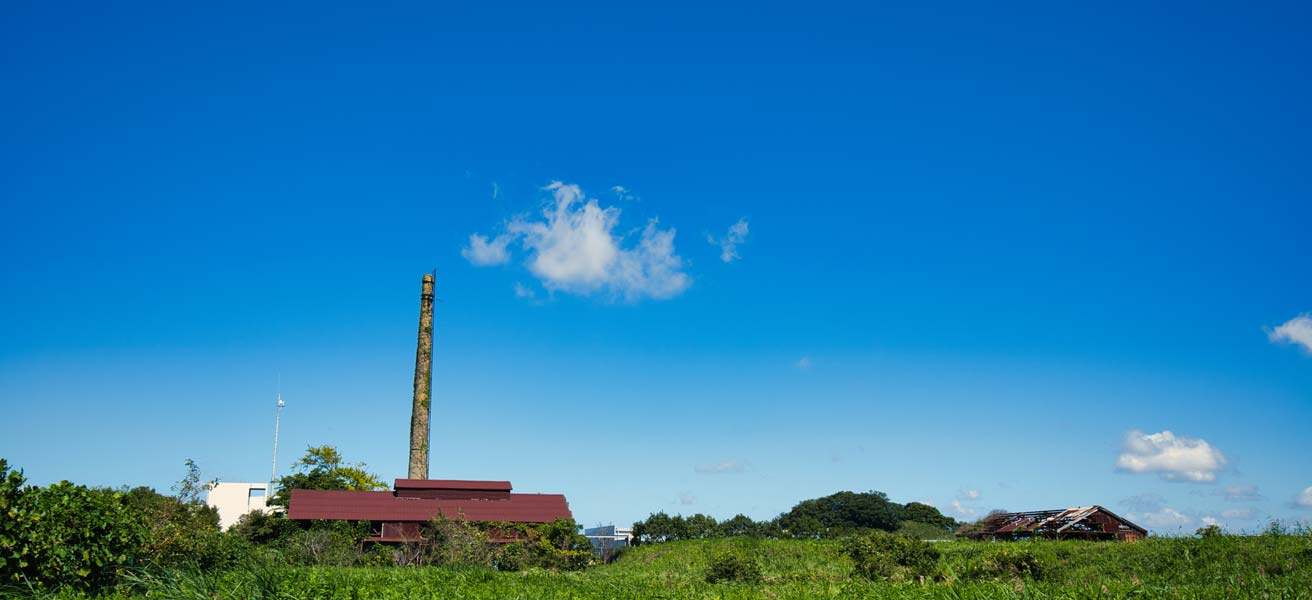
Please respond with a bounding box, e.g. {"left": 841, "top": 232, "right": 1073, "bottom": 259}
{"left": 962, "top": 544, "right": 1049, "bottom": 581}
{"left": 900, "top": 502, "right": 955, "bottom": 530}
{"left": 0, "top": 460, "right": 146, "bottom": 594}
{"left": 269, "top": 445, "right": 387, "bottom": 507}
{"left": 230, "top": 510, "right": 300, "bottom": 546}
{"left": 43, "top": 534, "right": 1312, "bottom": 599}
{"left": 1197, "top": 524, "right": 1224, "bottom": 538}
{"left": 170, "top": 459, "right": 217, "bottom": 505}
{"left": 843, "top": 530, "right": 940, "bottom": 581}
{"left": 280, "top": 523, "right": 363, "bottom": 567}
{"left": 703, "top": 551, "right": 763, "bottom": 584}
{"left": 779, "top": 490, "right": 903, "bottom": 537}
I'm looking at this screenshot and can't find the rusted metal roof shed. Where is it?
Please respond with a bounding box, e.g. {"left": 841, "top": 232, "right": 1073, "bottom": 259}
{"left": 288, "top": 479, "right": 572, "bottom": 542}
{"left": 957, "top": 505, "right": 1146, "bottom": 541}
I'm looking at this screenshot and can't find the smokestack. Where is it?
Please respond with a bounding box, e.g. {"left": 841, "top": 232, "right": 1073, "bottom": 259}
{"left": 408, "top": 273, "right": 435, "bottom": 479}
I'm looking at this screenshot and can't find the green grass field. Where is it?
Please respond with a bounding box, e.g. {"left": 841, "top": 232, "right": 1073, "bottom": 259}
{"left": 34, "top": 533, "right": 1310, "bottom": 600}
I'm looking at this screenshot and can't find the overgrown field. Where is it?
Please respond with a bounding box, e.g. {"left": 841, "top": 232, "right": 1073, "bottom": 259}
{"left": 18, "top": 535, "right": 1312, "bottom": 599}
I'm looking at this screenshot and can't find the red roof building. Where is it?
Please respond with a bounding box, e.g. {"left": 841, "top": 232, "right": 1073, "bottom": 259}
{"left": 288, "top": 479, "right": 573, "bottom": 542}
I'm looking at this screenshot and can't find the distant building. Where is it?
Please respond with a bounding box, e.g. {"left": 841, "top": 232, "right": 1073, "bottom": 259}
{"left": 957, "top": 505, "right": 1147, "bottom": 541}
{"left": 288, "top": 479, "right": 572, "bottom": 542}
{"left": 584, "top": 525, "right": 633, "bottom": 556}
{"left": 206, "top": 482, "right": 270, "bottom": 530}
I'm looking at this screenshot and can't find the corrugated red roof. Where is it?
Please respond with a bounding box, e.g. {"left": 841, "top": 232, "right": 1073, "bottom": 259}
{"left": 288, "top": 489, "right": 571, "bottom": 523}
{"left": 394, "top": 479, "right": 512, "bottom": 491}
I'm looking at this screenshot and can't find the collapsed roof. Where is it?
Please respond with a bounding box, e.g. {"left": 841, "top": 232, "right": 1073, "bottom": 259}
{"left": 957, "top": 505, "right": 1147, "bottom": 540}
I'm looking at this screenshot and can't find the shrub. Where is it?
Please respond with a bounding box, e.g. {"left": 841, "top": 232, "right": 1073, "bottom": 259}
{"left": 0, "top": 461, "right": 146, "bottom": 593}
{"left": 968, "top": 545, "right": 1048, "bottom": 581}
{"left": 843, "top": 531, "right": 940, "bottom": 582}
{"left": 424, "top": 516, "right": 498, "bottom": 568}
{"left": 704, "top": 552, "right": 763, "bottom": 584}
{"left": 281, "top": 523, "right": 362, "bottom": 566}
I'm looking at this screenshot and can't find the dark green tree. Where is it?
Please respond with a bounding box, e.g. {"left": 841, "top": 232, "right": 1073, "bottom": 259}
{"left": 779, "top": 491, "right": 902, "bottom": 537}
{"left": 900, "top": 501, "right": 956, "bottom": 530}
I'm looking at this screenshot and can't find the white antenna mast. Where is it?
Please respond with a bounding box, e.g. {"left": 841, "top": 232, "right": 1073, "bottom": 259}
{"left": 269, "top": 376, "right": 285, "bottom": 496}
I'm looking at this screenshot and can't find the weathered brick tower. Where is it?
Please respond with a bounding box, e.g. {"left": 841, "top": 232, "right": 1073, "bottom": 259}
{"left": 408, "top": 273, "right": 434, "bottom": 479}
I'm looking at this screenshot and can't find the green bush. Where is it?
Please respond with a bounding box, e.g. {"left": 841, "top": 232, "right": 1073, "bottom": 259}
{"left": 843, "top": 530, "right": 940, "bottom": 582}
{"left": 704, "top": 551, "right": 763, "bottom": 583}
{"left": 0, "top": 460, "right": 146, "bottom": 593}
{"left": 967, "top": 544, "right": 1048, "bottom": 580}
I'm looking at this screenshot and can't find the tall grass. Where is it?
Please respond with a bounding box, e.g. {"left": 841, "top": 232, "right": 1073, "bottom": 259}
{"left": 11, "top": 533, "right": 1311, "bottom": 599}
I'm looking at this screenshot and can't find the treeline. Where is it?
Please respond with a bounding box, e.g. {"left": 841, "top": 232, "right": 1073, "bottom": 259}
{"left": 633, "top": 491, "right": 958, "bottom": 544}
{"left": 0, "top": 450, "right": 592, "bottom": 596}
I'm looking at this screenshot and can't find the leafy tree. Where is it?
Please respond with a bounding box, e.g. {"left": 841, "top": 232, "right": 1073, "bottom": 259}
{"left": 684, "top": 514, "right": 719, "bottom": 539}
{"left": 171, "top": 458, "right": 217, "bottom": 505}
{"left": 900, "top": 502, "right": 956, "bottom": 530}
{"left": 270, "top": 445, "right": 387, "bottom": 507}
{"left": 716, "top": 514, "right": 762, "bottom": 538}
{"left": 779, "top": 491, "right": 902, "bottom": 537}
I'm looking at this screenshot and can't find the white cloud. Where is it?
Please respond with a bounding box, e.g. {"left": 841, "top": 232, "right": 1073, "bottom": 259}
{"left": 466, "top": 182, "right": 689, "bottom": 301}
{"left": 1269, "top": 314, "right": 1312, "bottom": 353}
{"left": 695, "top": 459, "right": 746, "bottom": 474}
{"left": 678, "top": 492, "right": 696, "bottom": 505}
{"left": 1200, "top": 516, "right": 1221, "bottom": 527}
{"left": 461, "top": 233, "right": 513, "bottom": 266}
{"left": 1115, "top": 430, "right": 1228, "bottom": 483}
{"left": 795, "top": 356, "right": 813, "bottom": 370}
{"left": 1296, "top": 486, "right": 1312, "bottom": 508}
{"left": 949, "top": 499, "right": 979, "bottom": 519}
{"left": 949, "top": 489, "right": 982, "bottom": 519}
{"left": 707, "top": 218, "right": 750, "bottom": 263}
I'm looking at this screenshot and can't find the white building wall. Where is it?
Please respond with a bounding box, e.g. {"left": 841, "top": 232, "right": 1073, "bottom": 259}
{"left": 206, "top": 482, "right": 270, "bottom": 530}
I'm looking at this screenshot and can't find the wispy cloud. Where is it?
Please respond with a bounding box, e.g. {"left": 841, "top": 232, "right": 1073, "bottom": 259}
{"left": 1192, "top": 483, "right": 1263, "bottom": 502}
{"left": 1296, "top": 487, "right": 1312, "bottom": 508}
{"left": 707, "top": 218, "right": 750, "bottom": 263}
{"left": 610, "top": 185, "right": 638, "bottom": 202}
{"left": 1115, "top": 430, "right": 1227, "bottom": 483}
{"left": 1119, "top": 494, "right": 1195, "bottom": 530}
{"left": 678, "top": 492, "right": 696, "bottom": 505}
{"left": 695, "top": 459, "right": 747, "bottom": 474}
{"left": 461, "top": 233, "right": 513, "bottom": 266}
{"left": 464, "top": 182, "right": 690, "bottom": 301}
{"left": 1268, "top": 313, "right": 1312, "bottom": 353}
{"left": 948, "top": 488, "right": 982, "bottom": 519}
{"left": 795, "top": 356, "right": 813, "bottom": 370}
{"left": 513, "top": 282, "right": 539, "bottom": 303}
{"left": 1220, "top": 507, "right": 1257, "bottom": 520}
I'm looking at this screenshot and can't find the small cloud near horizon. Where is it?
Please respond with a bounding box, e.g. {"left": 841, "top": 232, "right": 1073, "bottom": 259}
{"left": 795, "top": 356, "right": 813, "bottom": 370}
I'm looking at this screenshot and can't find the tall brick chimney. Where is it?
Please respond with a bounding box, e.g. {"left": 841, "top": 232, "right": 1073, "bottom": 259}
{"left": 408, "top": 273, "right": 434, "bottom": 479}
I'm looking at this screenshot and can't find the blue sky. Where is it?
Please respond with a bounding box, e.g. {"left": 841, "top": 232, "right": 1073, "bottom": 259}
{"left": 2, "top": 1, "right": 1311, "bottom": 533}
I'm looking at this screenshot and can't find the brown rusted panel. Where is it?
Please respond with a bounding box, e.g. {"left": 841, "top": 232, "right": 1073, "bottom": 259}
{"left": 287, "top": 488, "right": 572, "bottom": 523}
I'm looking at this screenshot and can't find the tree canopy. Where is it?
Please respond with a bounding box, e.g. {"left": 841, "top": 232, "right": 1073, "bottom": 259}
{"left": 269, "top": 445, "right": 387, "bottom": 507}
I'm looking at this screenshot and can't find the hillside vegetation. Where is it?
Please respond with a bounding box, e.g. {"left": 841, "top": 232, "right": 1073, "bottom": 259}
{"left": 12, "top": 534, "right": 1308, "bottom": 599}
